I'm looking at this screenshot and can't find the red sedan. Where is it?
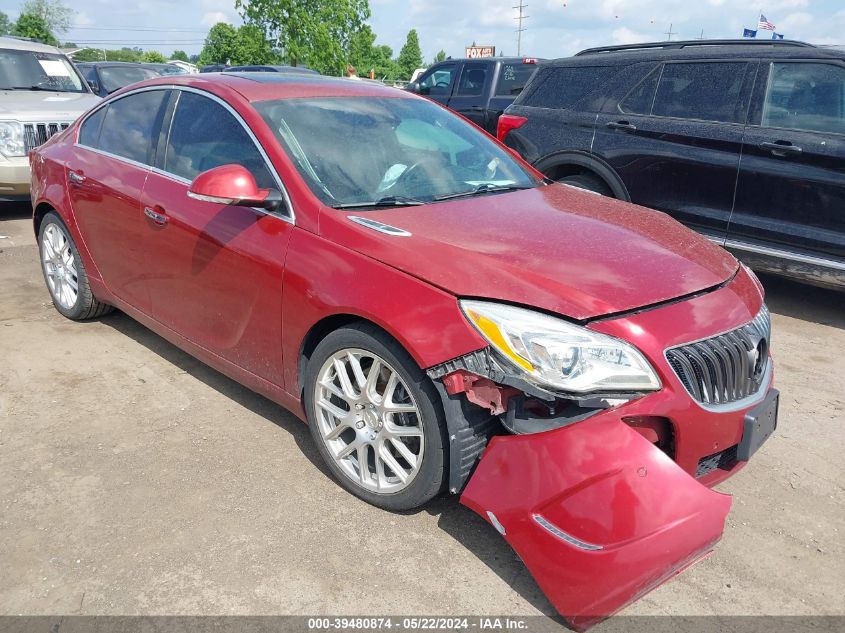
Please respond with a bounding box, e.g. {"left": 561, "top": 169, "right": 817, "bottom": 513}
{"left": 30, "top": 73, "right": 777, "bottom": 629}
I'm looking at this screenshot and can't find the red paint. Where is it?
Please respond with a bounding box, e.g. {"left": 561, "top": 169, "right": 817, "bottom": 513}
{"left": 29, "top": 74, "right": 775, "bottom": 628}
{"left": 188, "top": 163, "right": 271, "bottom": 202}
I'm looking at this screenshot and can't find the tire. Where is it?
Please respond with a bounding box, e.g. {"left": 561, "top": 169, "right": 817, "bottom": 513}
{"left": 304, "top": 323, "right": 448, "bottom": 511}
{"left": 557, "top": 173, "right": 614, "bottom": 197}
{"left": 38, "top": 211, "right": 113, "bottom": 321}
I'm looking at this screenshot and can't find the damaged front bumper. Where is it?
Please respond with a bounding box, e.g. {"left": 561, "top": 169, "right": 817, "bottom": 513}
{"left": 460, "top": 411, "right": 731, "bottom": 631}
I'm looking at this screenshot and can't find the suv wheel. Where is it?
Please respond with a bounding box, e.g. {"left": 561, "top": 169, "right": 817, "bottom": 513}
{"left": 558, "top": 173, "right": 614, "bottom": 197}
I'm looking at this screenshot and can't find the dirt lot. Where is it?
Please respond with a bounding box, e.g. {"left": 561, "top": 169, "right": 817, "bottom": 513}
{"left": 1, "top": 204, "right": 843, "bottom": 626}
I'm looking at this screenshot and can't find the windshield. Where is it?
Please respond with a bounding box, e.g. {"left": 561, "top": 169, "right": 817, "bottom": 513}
{"left": 0, "top": 48, "right": 86, "bottom": 93}
{"left": 255, "top": 96, "right": 539, "bottom": 207}
{"left": 99, "top": 66, "right": 160, "bottom": 93}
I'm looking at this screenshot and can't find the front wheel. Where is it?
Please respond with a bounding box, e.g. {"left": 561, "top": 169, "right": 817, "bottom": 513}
{"left": 38, "top": 211, "right": 113, "bottom": 320}
{"left": 304, "top": 324, "right": 448, "bottom": 511}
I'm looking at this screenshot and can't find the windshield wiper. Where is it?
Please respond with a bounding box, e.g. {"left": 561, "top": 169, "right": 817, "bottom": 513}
{"left": 6, "top": 85, "right": 57, "bottom": 91}
{"left": 331, "top": 195, "right": 426, "bottom": 210}
{"left": 433, "top": 183, "right": 534, "bottom": 202}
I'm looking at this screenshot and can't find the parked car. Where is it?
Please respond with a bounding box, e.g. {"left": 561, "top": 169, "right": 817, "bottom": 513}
{"left": 0, "top": 36, "right": 100, "bottom": 202}
{"left": 499, "top": 39, "right": 845, "bottom": 289}
{"left": 224, "top": 64, "right": 319, "bottom": 75}
{"left": 31, "top": 73, "right": 777, "bottom": 630}
{"left": 142, "top": 62, "right": 188, "bottom": 76}
{"left": 75, "top": 62, "right": 161, "bottom": 97}
{"left": 405, "top": 56, "right": 541, "bottom": 134}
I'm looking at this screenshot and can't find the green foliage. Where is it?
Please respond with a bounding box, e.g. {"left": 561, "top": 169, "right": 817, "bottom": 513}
{"left": 21, "top": 0, "right": 73, "bottom": 34}
{"left": 0, "top": 12, "right": 11, "bottom": 35}
{"left": 72, "top": 47, "right": 148, "bottom": 62}
{"left": 141, "top": 50, "right": 167, "bottom": 63}
{"left": 197, "top": 22, "right": 238, "bottom": 66}
{"left": 197, "top": 22, "right": 280, "bottom": 67}
{"left": 170, "top": 50, "right": 189, "bottom": 62}
{"left": 348, "top": 24, "right": 398, "bottom": 79}
{"left": 397, "top": 29, "right": 423, "bottom": 80}
{"left": 236, "top": 0, "right": 371, "bottom": 75}
{"left": 433, "top": 49, "right": 447, "bottom": 63}
{"left": 71, "top": 48, "right": 104, "bottom": 62}
{"left": 12, "top": 12, "right": 58, "bottom": 46}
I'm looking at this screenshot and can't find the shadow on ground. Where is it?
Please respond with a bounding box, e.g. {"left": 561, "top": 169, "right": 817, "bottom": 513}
{"left": 0, "top": 202, "right": 32, "bottom": 221}
{"left": 760, "top": 273, "right": 845, "bottom": 330}
{"left": 99, "top": 310, "right": 558, "bottom": 619}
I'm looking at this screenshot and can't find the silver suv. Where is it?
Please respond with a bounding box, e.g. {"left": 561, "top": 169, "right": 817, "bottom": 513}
{"left": 0, "top": 36, "right": 100, "bottom": 201}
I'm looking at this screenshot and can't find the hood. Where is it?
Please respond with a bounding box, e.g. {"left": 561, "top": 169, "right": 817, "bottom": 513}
{"left": 320, "top": 184, "right": 738, "bottom": 320}
{"left": 0, "top": 91, "right": 100, "bottom": 121}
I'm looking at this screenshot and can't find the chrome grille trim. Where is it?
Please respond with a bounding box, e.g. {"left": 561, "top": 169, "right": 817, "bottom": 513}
{"left": 665, "top": 306, "right": 771, "bottom": 408}
{"left": 23, "top": 122, "right": 71, "bottom": 153}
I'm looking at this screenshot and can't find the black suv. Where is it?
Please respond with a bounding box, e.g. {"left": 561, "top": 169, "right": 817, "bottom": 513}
{"left": 406, "top": 57, "right": 540, "bottom": 134}
{"left": 500, "top": 40, "right": 845, "bottom": 289}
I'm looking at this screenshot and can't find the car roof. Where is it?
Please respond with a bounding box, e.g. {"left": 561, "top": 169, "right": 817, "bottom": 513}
{"left": 550, "top": 40, "right": 845, "bottom": 66}
{"left": 0, "top": 36, "right": 63, "bottom": 54}
{"left": 124, "top": 72, "right": 415, "bottom": 102}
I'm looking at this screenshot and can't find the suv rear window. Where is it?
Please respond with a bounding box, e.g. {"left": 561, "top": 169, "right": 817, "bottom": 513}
{"left": 519, "top": 65, "right": 616, "bottom": 109}
{"left": 652, "top": 62, "right": 748, "bottom": 123}
{"left": 495, "top": 63, "right": 536, "bottom": 96}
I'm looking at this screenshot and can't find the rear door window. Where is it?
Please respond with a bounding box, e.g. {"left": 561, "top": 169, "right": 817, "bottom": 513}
{"left": 456, "top": 63, "right": 488, "bottom": 97}
{"left": 518, "top": 65, "right": 616, "bottom": 110}
{"left": 163, "top": 90, "right": 276, "bottom": 188}
{"left": 495, "top": 63, "right": 536, "bottom": 96}
{"left": 97, "top": 89, "right": 168, "bottom": 165}
{"left": 762, "top": 62, "right": 845, "bottom": 135}
{"left": 619, "top": 66, "right": 661, "bottom": 115}
{"left": 652, "top": 62, "right": 749, "bottom": 123}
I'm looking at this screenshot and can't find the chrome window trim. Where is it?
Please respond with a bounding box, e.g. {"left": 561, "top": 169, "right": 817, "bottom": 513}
{"left": 74, "top": 84, "right": 295, "bottom": 226}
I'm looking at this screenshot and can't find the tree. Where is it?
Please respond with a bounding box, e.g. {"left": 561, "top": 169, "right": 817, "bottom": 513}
{"left": 231, "top": 24, "right": 278, "bottom": 65}
{"left": 12, "top": 13, "right": 58, "bottom": 46}
{"left": 197, "top": 22, "right": 238, "bottom": 66}
{"left": 236, "top": 0, "right": 370, "bottom": 75}
{"left": 170, "top": 50, "right": 189, "bottom": 62}
{"left": 141, "top": 50, "right": 167, "bottom": 63}
{"left": 433, "top": 49, "right": 446, "bottom": 63}
{"left": 20, "top": 0, "right": 73, "bottom": 34}
{"left": 397, "top": 29, "right": 423, "bottom": 81}
{"left": 0, "top": 12, "right": 11, "bottom": 35}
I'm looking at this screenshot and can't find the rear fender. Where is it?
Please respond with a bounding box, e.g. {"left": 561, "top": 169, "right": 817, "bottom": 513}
{"left": 460, "top": 414, "right": 731, "bottom": 630}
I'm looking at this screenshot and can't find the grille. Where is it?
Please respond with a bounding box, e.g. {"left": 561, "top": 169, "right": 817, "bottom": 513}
{"left": 23, "top": 122, "right": 71, "bottom": 153}
{"left": 696, "top": 444, "right": 738, "bottom": 478}
{"left": 666, "top": 306, "right": 771, "bottom": 407}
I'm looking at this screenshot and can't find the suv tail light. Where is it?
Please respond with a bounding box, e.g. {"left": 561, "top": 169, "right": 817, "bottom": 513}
{"left": 497, "top": 114, "right": 528, "bottom": 141}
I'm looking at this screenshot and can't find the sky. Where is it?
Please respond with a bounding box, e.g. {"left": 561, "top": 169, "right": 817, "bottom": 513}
{"left": 1, "top": 0, "right": 843, "bottom": 60}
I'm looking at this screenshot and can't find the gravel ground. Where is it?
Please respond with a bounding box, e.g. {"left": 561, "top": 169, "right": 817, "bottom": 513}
{"left": 1, "top": 205, "right": 843, "bottom": 628}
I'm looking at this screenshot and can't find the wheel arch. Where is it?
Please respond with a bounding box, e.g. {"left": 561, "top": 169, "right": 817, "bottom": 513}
{"left": 33, "top": 201, "right": 56, "bottom": 236}
{"left": 534, "top": 150, "right": 630, "bottom": 202}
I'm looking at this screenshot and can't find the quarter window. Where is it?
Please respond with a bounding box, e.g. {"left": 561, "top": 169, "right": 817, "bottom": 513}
{"left": 652, "top": 62, "right": 748, "bottom": 123}
{"left": 519, "top": 66, "right": 616, "bottom": 110}
{"left": 762, "top": 63, "right": 845, "bottom": 135}
{"left": 98, "top": 90, "right": 168, "bottom": 164}
{"left": 619, "top": 66, "right": 661, "bottom": 115}
{"left": 163, "top": 91, "right": 275, "bottom": 189}
{"left": 456, "top": 64, "right": 487, "bottom": 97}
{"left": 495, "top": 63, "right": 536, "bottom": 97}
{"left": 78, "top": 106, "right": 106, "bottom": 147}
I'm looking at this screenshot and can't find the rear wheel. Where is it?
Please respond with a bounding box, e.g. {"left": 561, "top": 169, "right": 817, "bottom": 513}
{"left": 304, "top": 324, "right": 447, "bottom": 511}
{"left": 557, "top": 173, "right": 614, "bottom": 197}
{"left": 38, "top": 212, "right": 113, "bottom": 320}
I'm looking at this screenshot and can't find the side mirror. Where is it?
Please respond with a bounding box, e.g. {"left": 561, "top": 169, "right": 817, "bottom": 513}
{"left": 406, "top": 81, "right": 421, "bottom": 94}
{"left": 187, "top": 164, "right": 285, "bottom": 212}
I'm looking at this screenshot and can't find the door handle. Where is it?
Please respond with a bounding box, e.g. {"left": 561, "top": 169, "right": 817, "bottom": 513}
{"left": 68, "top": 170, "right": 86, "bottom": 185}
{"left": 760, "top": 141, "right": 802, "bottom": 157}
{"left": 606, "top": 120, "right": 637, "bottom": 132}
{"left": 144, "top": 206, "right": 168, "bottom": 225}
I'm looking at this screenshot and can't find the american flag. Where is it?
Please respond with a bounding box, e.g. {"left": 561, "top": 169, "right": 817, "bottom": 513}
{"left": 758, "top": 14, "right": 776, "bottom": 31}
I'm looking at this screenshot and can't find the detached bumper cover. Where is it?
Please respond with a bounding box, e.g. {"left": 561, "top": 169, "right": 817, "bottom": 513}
{"left": 460, "top": 414, "right": 731, "bottom": 631}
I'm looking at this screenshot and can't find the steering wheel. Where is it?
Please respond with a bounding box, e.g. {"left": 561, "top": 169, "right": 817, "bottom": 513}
{"left": 435, "top": 80, "right": 450, "bottom": 88}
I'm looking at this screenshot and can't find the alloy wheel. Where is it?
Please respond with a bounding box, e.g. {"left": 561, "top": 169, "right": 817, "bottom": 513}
{"left": 314, "top": 349, "right": 425, "bottom": 494}
{"left": 41, "top": 223, "right": 79, "bottom": 310}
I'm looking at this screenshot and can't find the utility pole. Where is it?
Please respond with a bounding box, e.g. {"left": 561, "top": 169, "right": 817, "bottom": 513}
{"left": 698, "top": 29, "right": 705, "bottom": 40}
{"left": 664, "top": 23, "right": 677, "bottom": 41}
{"left": 514, "top": 1, "right": 528, "bottom": 56}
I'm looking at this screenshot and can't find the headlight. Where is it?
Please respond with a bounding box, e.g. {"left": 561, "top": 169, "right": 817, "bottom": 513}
{"left": 0, "top": 121, "right": 25, "bottom": 157}
{"left": 460, "top": 300, "right": 661, "bottom": 393}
